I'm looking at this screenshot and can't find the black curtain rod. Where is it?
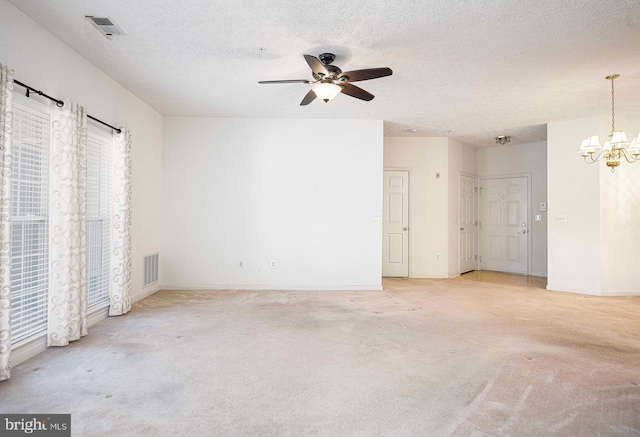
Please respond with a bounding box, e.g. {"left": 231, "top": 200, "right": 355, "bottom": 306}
{"left": 13, "top": 79, "right": 122, "bottom": 134}
{"left": 14, "top": 79, "right": 64, "bottom": 107}
{"left": 87, "top": 114, "right": 122, "bottom": 134}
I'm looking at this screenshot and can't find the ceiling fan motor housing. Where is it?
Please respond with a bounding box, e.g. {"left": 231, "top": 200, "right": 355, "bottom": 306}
{"left": 313, "top": 64, "right": 342, "bottom": 81}
{"left": 318, "top": 53, "right": 336, "bottom": 65}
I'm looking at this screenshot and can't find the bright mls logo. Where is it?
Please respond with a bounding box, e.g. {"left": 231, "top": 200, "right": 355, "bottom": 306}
{"left": 0, "top": 415, "right": 70, "bottom": 436}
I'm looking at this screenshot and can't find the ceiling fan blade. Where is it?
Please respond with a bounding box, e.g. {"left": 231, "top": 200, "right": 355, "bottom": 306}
{"left": 300, "top": 89, "right": 317, "bottom": 106}
{"left": 340, "top": 83, "right": 374, "bottom": 101}
{"left": 304, "top": 54, "right": 329, "bottom": 77}
{"left": 338, "top": 67, "right": 392, "bottom": 82}
{"left": 258, "top": 79, "right": 311, "bottom": 84}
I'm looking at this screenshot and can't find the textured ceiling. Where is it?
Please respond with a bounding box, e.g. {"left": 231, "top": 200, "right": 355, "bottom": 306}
{"left": 8, "top": 0, "right": 640, "bottom": 147}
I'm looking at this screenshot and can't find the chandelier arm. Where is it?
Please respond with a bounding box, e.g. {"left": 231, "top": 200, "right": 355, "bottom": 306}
{"left": 620, "top": 148, "right": 639, "bottom": 164}
{"left": 584, "top": 147, "right": 607, "bottom": 164}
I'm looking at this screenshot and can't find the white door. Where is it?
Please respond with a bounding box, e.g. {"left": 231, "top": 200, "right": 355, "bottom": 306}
{"left": 460, "top": 175, "right": 477, "bottom": 274}
{"left": 382, "top": 170, "right": 409, "bottom": 277}
{"left": 480, "top": 177, "right": 528, "bottom": 274}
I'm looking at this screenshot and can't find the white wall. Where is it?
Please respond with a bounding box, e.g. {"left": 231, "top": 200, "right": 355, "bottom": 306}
{"left": 548, "top": 114, "right": 640, "bottom": 296}
{"left": 448, "top": 139, "right": 477, "bottom": 278}
{"left": 547, "top": 117, "right": 601, "bottom": 294}
{"left": 383, "top": 137, "right": 449, "bottom": 278}
{"left": 0, "top": 0, "right": 163, "bottom": 301}
{"left": 598, "top": 111, "right": 640, "bottom": 295}
{"left": 162, "top": 117, "right": 383, "bottom": 290}
{"left": 477, "top": 141, "right": 548, "bottom": 277}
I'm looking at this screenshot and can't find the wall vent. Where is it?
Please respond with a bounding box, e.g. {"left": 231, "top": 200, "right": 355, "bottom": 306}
{"left": 85, "top": 16, "right": 126, "bottom": 39}
{"left": 144, "top": 253, "right": 159, "bottom": 287}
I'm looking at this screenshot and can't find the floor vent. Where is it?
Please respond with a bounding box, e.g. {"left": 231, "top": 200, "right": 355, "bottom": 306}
{"left": 144, "top": 253, "right": 159, "bottom": 287}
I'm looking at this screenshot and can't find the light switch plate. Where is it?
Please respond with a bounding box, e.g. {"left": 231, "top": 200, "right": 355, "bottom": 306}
{"left": 535, "top": 214, "right": 542, "bottom": 221}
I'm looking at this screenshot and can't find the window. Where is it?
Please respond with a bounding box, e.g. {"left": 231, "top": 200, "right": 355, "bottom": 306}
{"left": 86, "top": 125, "right": 113, "bottom": 309}
{"left": 10, "top": 94, "right": 50, "bottom": 345}
{"left": 10, "top": 95, "right": 116, "bottom": 345}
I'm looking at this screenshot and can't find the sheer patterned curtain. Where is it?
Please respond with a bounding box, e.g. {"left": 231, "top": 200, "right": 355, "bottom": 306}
{"left": 47, "top": 100, "right": 88, "bottom": 347}
{"left": 0, "top": 64, "right": 14, "bottom": 381}
{"left": 109, "top": 128, "right": 132, "bottom": 316}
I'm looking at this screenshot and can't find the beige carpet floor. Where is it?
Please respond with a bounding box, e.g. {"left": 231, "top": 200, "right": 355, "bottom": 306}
{"left": 1, "top": 273, "right": 639, "bottom": 436}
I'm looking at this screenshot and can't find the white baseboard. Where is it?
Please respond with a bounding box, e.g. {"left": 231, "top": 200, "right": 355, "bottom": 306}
{"left": 87, "top": 305, "right": 109, "bottom": 326}
{"left": 546, "top": 284, "right": 601, "bottom": 296}
{"left": 160, "top": 284, "right": 383, "bottom": 291}
{"left": 134, "top": 284, "right": 161, "bottom": 302}
{"left": 547, "top": 284, "right": 640, "bottom": 297}
{"left": 10, "top": 334, "right": 47, "bottom": 368}
{"left": 601, "top": 290, "right": 640, "bottom": 297}
{"left": 530, "top": 271, "right": 548, "bottom": 278}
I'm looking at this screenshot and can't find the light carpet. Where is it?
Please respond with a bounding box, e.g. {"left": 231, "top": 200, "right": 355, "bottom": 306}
{"left": 1, "top": 274, "right": 639, "bottom": 436}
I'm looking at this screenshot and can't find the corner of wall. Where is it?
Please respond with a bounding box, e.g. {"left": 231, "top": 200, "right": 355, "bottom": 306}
{"left": 547, "top": 118, "right": 601, "bottom": 294}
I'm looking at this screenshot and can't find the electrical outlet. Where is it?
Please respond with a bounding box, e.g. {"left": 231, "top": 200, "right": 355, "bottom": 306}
{"left": 557, "top": 215, "right": 567, "bottom": 223}
{"left": 372, "top": 212, "right": 381, "bottom": 220}
{"left": 436, "top": 253, "right": 441, "bottom": 260}
{"left": 238, "top": 260, "right": 244, "bottom": 268}
{"left": 270, "top": 260, "right": 277, "bottom": 269}
{"left": 535, "top": 215, "right": 542, "bottom": 221}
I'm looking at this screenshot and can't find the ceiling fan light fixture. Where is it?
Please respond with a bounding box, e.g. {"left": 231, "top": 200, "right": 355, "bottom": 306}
{"left": 312, "top": 81, "right": 342, "bottom": 102}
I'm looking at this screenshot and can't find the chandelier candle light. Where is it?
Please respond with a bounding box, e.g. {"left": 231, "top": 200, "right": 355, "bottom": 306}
{"left": 578, "top": 74, "right": 640, "bottom": 172}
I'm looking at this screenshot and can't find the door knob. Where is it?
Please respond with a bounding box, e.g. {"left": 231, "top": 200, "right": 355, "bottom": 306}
{"left": 519, "top": 230, "right": 527, "bottom": 234}
{"left": 403, "top": 227, "right": 408, "bottom": 231}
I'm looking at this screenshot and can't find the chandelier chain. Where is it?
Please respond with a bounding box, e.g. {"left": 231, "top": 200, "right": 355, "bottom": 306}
{"left": 611, "top": 75, "right": 615, "bottom": 135}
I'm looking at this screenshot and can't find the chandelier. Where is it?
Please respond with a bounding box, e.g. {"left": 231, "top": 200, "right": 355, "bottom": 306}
{"left": 578, "top": 74, "right": 640, "bottom": 172}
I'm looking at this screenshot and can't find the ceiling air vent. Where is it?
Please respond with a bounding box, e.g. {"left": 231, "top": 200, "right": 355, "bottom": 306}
{"left": 85, "top": 16, "right": 126, "bottom": 40}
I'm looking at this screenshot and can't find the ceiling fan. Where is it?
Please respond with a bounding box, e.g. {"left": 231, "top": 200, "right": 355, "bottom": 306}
{"left": 258, "top": 53, "right": 392, "bottom": 105}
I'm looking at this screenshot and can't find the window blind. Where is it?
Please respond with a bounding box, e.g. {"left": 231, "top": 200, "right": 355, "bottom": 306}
{"left": 10, "top": 95, "right": 50, "bottom": 345}
{"left": 86, "top": 125, "right": 113, "bottom": 309}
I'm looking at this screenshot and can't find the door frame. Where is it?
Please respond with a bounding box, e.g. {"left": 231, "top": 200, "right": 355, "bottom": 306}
{"left": 458, "top": 172, "right": 478, "bottom": 275}
{"left": 478, "top": 173, "right": 532, "bottom": 276}
{"left": 383, "top": 168, "right": 411, "bottom": 278}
